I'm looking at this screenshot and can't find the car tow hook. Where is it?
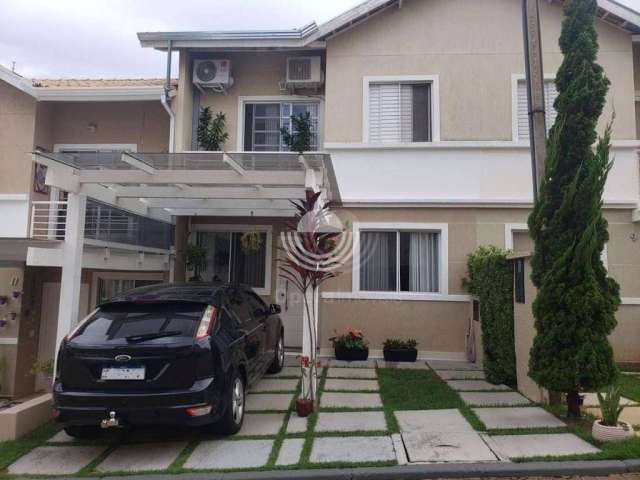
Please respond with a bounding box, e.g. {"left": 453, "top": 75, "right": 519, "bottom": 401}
{"left": 100, "top": 411, "right": 121, "bottom": 429}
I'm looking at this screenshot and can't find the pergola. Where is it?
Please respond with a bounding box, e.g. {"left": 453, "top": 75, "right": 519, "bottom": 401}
{"left": 33, "top": 150, "right": 341, "bottom": 363}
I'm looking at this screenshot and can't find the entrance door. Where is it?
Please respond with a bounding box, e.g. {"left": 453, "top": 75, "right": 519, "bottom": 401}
{"left": 276, "top": 246, "right": 304, "bottom": 349}
{"left": 35, "top": 282, "right": 89, "bottom": 391}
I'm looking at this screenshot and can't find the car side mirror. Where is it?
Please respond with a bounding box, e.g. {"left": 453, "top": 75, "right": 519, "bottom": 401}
{"left": 269, "top": 304, "right": 282, "bottom": 315}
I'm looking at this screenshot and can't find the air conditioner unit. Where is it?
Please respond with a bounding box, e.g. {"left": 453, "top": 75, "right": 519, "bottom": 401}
{"left": 193, "top": 59, "right": 232, "bottom": 87}
{"left": 285, "top": 57, "right": 324, "bottom": 87}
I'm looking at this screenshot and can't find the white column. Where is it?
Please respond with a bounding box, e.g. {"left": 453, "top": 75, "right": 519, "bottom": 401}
{"left": 54, "top": 193, "right": 87, "bottom": 358}
{"left": 302, "top": 289, "right": 313, "bottom": 357}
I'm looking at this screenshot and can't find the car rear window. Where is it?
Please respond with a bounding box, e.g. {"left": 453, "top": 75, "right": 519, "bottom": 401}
{"left": 72, "top": 302, "right": 207, "bottom": 344}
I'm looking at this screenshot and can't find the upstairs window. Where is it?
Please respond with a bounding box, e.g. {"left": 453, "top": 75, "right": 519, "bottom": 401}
{"left": 517, "top": 79, "right": 558, "bottom": 140}
{"left": 368, "top": 82, "right": 432, "bottom": 143}
{"left": 243, "top": 102, "right": 319, "bottom": 151}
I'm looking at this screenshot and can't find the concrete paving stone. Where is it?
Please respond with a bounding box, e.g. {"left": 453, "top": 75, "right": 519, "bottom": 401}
{"left": 276, "top": 438, "right": 305, "bottom": 466}
{"left": 48, "top": 430, "right": 78, "bottom": 443}
{"left": 459, "top": 391, "right": 531, "bottom": 407}
{"left": 9, "top": 446, "right": 106, "bottom": 475}
{"left": 96, "top": 442, "right": 187, "bottom": 473}
{"left": 395, "top": 409, "right": 475, "bottom": 434}
{"left": 264, "top": 367, "right": 301, "bottom": 378}
{"left": 238, "top": 413, "right": 286, "bottom": 436}
{"left": 488, "top": 433, "right": 600, "bottom": 459}
{"left": 316, "top": 411, "right": 387, "bottom": 432}
{"left": 446, "top": 380, "right": 511, "bottom": 391}
{"left": 251, "top": 378, "right": 298, "bottom": 393}
{"left": 436, "top": 370, "right": 486, "bottom": 380}
{"left": 283, "top": 356, "right": 299, "bottom": 367}
{"left": 320, "top": 392, "right": 383, "bottom": 409}
{"left": 246, "top": 393, "right": 293, "bottom": 412}
{"left": 473, "top": 407, "right": 566, "bottom": 430}
{"left": 402, "top": 431, "right": 498, "bottom": 463}
{"left": 309, "top": 436, "right": 396, "bottom": 463}
{"left": 427, "top": 360, "right": 483, "bottom": 371}
{"left": 286, "top": 414, "right": 308, "bottom": 434}
{"left": 376, "top": 360, "right": 430, "bottom": 370}
{"left": 326, "top": 367, "right": 377, "bottom": 379}
{"left": 324, "top": 378, "right": 379, "bottom": 391}
{"left": 184, "top": 439, "right": 273, "bottom": 470}
{"left": 581, "top": 392, "right": 638, "bottom": 407}
{"left": 328, "top": 359, "right": 377, "bottom": 368}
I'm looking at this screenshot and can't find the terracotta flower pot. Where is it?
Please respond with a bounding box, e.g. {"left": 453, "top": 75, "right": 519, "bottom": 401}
{"left": 592, "top": 419, "right": 635, "bottom": 442}
{"left": 296, "top": 398, "right": 314, "bottom": 417}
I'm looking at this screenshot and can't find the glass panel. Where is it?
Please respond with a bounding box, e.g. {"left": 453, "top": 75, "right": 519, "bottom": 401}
{"left": 197, "top": 232, "right": 231, "bottom": 283}
{"left": 230, "top": 232, "right": 267, "bottom": 288}
{"left": 400, "top": 232, "right": 439, "bottom": 293}
{"left": 245, "top": 102, "right": 320, "bottom": 152}
{"left": 360, "top": 232, "right": 397, "bottom": 292}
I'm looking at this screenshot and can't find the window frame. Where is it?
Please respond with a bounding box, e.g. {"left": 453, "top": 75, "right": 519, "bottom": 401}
{"left": 237, "top": 96, "right": 324, "bottom": 152}
{"left": 191, "top": 224, "right": 273, "bottom": 296}
{"left": 90, "top": 271, "right": 164, "bottom": 308}
{"left": 362, "top": 75, "right": 440, "bottom": 144}
{"left": 352, "top": 222, "right": 448, "bottom": 299}
{"left": 511, "top": 73, "right": 557, "bottom": 142}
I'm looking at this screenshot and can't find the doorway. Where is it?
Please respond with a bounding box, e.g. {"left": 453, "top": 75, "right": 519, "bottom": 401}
{"left": 275, "top": 246, "right": 304, "bottom": 349}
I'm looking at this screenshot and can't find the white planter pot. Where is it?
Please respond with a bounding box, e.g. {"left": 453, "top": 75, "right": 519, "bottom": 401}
{"left": 592, "top": 419, "right": 635, "bottom": 442}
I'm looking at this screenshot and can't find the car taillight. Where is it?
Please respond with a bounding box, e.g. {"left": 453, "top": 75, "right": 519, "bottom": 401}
{"left": 64, "top": 308, "right": 99, "bottom": 342}
{"left": 186, "top": 404, "right": 213, "bottom": 417}
{"left": 195, "top": 305, "right": 217, "bottom": 340}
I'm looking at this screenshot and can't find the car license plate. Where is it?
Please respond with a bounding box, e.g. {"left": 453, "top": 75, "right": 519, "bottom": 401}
{"left": 101, "top": 366, "right": 145, "bottom": 381}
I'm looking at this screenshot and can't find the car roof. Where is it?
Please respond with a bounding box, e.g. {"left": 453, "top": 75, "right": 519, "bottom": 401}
{"left": 100, "top": 282, "right": 247, "bottom": 307}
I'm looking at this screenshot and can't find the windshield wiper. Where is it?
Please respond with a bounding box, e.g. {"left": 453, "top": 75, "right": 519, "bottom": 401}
{"left": 125, "top": 330, "right": 183, "bottom": 343}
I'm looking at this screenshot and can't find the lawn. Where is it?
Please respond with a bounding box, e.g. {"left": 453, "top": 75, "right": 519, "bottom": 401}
{"left": 619, "top": 373, "right": 640, "bottom": 402}
{"left": 377, "top": 368, "right": 485, "bottom": 431}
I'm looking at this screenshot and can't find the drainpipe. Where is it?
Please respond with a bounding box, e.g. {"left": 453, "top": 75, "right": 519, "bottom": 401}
{"left": 161, "top": 39, "right": 176, "bottom": 153}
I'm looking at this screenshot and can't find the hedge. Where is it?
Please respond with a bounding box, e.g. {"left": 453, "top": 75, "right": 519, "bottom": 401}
{"left": 464, "top": 245, "right": 516, "bottom": 386}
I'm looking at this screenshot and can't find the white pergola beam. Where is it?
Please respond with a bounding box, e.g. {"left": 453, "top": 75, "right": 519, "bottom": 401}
{"left": 121, "top": 152, "right": 156, "bottom": 175}
{"left": 155, "top": 207, "right": 296, "bottom": 217}
{"left": 142, "top": 198, "right": 290, "bottom": 209}
{"left": 113, "top": 185, "right": 305, "bottom": 200}
{"left": 222, "top": 153, "right": 246, "bottom": 176}
{"left": 78, "top": 170, "right": 306, "bottom": 186}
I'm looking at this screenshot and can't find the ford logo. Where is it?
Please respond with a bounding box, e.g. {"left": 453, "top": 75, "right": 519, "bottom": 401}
{"left": 114, "top": 354, "right": 132, "bottom": 362}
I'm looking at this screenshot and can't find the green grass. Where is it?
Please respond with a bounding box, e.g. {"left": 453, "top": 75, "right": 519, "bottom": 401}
{"left": 0, "top": 421, "right": 60, "bottom": 472}
{"left": 619, "top": 373, "right": 640, "bottom": 402}
{"left": 377, "top": 368, "right": 485, "bottom": 431}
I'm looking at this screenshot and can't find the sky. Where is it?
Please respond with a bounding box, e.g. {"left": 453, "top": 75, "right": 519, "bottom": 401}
{"left": 1, "top": 0, "right": 640, "bottom": 80}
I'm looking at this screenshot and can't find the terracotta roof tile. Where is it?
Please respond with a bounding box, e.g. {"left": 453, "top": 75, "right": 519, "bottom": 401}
{"left": 31, "top": 78, "right": 177, "bottom": 88}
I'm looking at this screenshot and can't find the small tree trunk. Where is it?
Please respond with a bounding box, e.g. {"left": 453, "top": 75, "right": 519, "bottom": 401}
{"left": 566, "top": 391, "right": 582, "bottom": 418}
{"left": 548, "top": 390, "right": 562, "bottom": 406}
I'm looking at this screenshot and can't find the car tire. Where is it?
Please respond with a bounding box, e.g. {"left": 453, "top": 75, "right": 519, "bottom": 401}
{"left": 63, "top": 425, "right": 101, "bottom": 439}
{"left": 215, "top": 371, "right": 245, "bottom": 435}
{"left": 266, "top": 332, "right": 285, "bottom": 374}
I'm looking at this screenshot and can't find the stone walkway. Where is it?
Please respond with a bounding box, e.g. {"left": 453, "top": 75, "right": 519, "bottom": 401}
{"left": 427, "top": 360, "right": 600, "bottom": 460}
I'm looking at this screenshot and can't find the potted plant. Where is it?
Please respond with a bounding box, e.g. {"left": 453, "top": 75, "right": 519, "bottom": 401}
{"left": 184, "top": 243, "right": 208, "bottom": 282}
{"left": 240, "top": 231, "right": 263, "bottom": 255}
{"left": 295, "top": 355, "right": 317, "bottom": 417}
{"left": 330, "top": 328, "right": 369, "bottom": 361}
{"left": 592, "top": 385, "right": 635, "bottom": 442}
{"left": 383, "top": 338, "right": 418, "bottom": 362}
{"left": 197, "top": 107, "right": 229, "bottom": 151}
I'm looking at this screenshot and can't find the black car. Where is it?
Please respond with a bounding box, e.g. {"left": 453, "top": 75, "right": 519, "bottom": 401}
{"left": 53, "top": 282, "right": 285, "bottom": 438}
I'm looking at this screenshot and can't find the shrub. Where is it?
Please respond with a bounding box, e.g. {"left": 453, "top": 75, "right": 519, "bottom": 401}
{"left": 464, "top": 245, "right": 516, "bottom": 386}
{"left": 597, "top": 385, "right": 626, "bottom": 427}
{"left": 383, "top": 338, "right": 418, "bottom": 350}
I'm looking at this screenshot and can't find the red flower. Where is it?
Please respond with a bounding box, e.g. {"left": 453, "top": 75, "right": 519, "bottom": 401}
{"left": 297, "top": 355, "right": 310, "bottom": 368}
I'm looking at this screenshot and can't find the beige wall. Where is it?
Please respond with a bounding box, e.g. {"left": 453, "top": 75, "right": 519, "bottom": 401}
{"left": 177, "top": 50, "right": 325, "bottom": 151}
{"left": 324, "top": 0, "right": 636, "bottom": 143}
{"left": 44, "top": 101, "right": 169, "bottom": 152}
{"left": 0, "top": 82, "right": 37, "bottom": 195}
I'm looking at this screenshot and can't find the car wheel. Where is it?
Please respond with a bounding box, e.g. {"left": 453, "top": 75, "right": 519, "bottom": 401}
{"left": 266, "top": 333, "right": 285, "bottom": 374}
{"left": 215, "top": 371, "right": 245, "bottom": 435}
{"left": 63, "top": 425, "right": 102, "bottom": 439}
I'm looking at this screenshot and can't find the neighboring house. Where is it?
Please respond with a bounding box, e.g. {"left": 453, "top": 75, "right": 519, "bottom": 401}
{"left": 0, "top": 66, "right": 175, "bottom": 398}
{"left": 6, "top": 0, "right": 640, "bottom": 406}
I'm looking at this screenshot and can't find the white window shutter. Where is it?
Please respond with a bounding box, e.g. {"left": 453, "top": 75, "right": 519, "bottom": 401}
{"left": 369, "top": 83, "right": 402, "bottom": 143}
{"left": 517, "top": 79, "right": 559, "bottom": 140}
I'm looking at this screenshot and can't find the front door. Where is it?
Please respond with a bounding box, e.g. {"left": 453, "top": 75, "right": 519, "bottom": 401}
{"left": 276, "top": 245, "right": 304, "bottom": 349}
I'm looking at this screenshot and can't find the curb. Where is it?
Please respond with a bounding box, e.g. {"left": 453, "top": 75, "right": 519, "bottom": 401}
{"left": 95, "top": 460, "right": 640, "bottom": 480}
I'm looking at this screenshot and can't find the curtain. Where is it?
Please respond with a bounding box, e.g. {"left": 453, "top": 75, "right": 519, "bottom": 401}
{"left": 231, "top": 232, "right": 266, "bottom": 288}
{"left": 360, "top": 232, "right": 396, "bottom": 291}
{"left": 408, "top": 232, "right": 439, "bottom": 293}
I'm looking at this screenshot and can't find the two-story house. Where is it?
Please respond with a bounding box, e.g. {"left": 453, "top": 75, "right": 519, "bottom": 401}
{"left": 0, "top": 66, "right": 175, "bottom": 406}
{"left": 8, "top": 0, "right": 640, "bottom": 414}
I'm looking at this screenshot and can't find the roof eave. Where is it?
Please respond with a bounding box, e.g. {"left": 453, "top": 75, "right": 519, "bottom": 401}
{"left": 34, "top": 85, "right": 166, "bottom": 102}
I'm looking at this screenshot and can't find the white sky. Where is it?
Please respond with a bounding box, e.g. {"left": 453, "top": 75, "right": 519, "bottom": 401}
{"left": 1, "top": 0, "right": 640, "bottom": 79}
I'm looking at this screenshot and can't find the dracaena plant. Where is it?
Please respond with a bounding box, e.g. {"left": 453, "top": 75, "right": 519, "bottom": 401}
{"left": 597, "top": 385, "right": 626, "bottom": 427}
{"left": 278, "top": 190, "right": 343, "bottom": 402}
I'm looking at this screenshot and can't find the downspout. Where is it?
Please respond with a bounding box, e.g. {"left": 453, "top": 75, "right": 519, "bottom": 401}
{"left": 161, "top": 39, "right": 176, "bottom": 153}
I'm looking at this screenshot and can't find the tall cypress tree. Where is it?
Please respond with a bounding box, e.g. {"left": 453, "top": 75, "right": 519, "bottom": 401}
{"left": 527, "top": 0, "right": 620, "bottom": 417}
